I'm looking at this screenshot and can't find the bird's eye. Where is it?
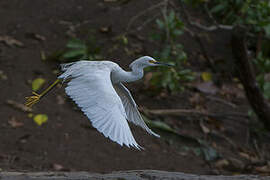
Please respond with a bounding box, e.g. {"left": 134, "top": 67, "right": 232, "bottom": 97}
{"left": 149, "top": 60, "right": 156, "bottom": 64}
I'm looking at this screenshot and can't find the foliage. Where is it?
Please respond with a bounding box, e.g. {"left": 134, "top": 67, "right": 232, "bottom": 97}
{"left": 207, "top": 0, "right": 270, "bottom": 99}
{"left": 254, "top": 52, "right": 270, "bottom": 100}
{"left": 33, "top": 114, "right": 48, "bottom": 126}
{"left": 151, "top": 10, "right": 194, "bottom": 92}
{"left": 60, "top": 38, "right": 102, "bottom": 61}
{"left": 32, "top": 78, "right": 45, "bottom": 91}
{"left": 184, "top": 0, "right": 270, "bottom": 99}
{"left": 143, "top": 115, "right": 220, "bottom": 162}
{"left": 208, "top": 0, "right": 270, "bottom": 35}
{"left": 183, "top": 0, "right": 270, "bottom": 35}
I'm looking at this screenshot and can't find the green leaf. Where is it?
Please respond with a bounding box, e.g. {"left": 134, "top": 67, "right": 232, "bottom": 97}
{"left": 144, "top": 117, "right": 175, "bottom": 133}
{"left": 263, "top": 24, "right": 270, "bottom": 37}
{"left": 210, "top": 4, "right": 226, "bottom": 13}
{"left": 151, "top": 33, "right": 161, "bottom": 41}
{"left": 66, "top": 39, "right": 86, "bottom": 49}
{"left": 156, "top": 19, "right": 164, "bottom": 29}
{"left": 248, "top": 109, "right": 254, "bottom": 117}
{"left": 193, "top": 148, "right": 202, "bottom": 156}
{"left": 62, "top": 49, "right": 86, "bottom": 59}
{"left": 201, "top": 146, "right": 219, "bottom": 161}
{"left": 263, "top": 82, "right": 270, "bottom": 99}
{"left": 198, "top": 140, "right": 220, "bottom": 161}
{"left": 201, "top": 72, "right": 212, "bottom": 82}
{"left": 33, "top": 114, "right": 48, "bottom": 126}
{"left": 173, "top": 29, "right": 183, "bottom": 36}
{"left": 121, "top": 35, "right": 128, "bottom": 45}
{"left": 45, "top": 50, "right": 64, "bottom": 61}
{"left": 168, "top": 82, "right": 176, "bottom": 91}
{"left": 161, "top": 46, "right": 171, "bottom": 59}
{"left": 168, "top": 10, "right": 175, "bottom": 23}
{"left": 32, "top": 78, "right": 45, "bottom": 91}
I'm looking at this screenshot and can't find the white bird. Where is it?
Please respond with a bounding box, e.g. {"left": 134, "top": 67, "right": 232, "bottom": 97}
{"left": 25, "top": 56, "right": 172, "bottom": 149}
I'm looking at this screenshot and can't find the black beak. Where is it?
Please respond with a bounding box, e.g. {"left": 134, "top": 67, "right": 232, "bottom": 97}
{"left": 154, "top": 61, "right": 174, "bottom": 66}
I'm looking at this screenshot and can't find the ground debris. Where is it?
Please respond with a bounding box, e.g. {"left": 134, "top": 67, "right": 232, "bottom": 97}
{"left": 99, "top": 26, "right": 111, "bottom": 33}
{"left": 215, "top": 159, "right": 230, "bottom": 169}
{"left": 8, "top": 117, "right": 24, "bottom": 128}
{"left": 26, "top": 33, "right": 46, "bottom": 41}
{"left": 52, "top": 163, "right": 65, "bottom": 171}
{"left": 6, "top": 100, "right": 32, "bottom": 112}
{"left": 0, "top": 35, "right": 24, "bottom": 47}
{"left": 56, "top": 95, "right": 65, "bottom": 105}
{"left": 0, "top": 70, "right": 8, "bottom": 80}
{"left": 255, "top": 164, "right": 270, "bottom": 174}
{"left": 194, "top": 81, "right": 219, "bottom": 95}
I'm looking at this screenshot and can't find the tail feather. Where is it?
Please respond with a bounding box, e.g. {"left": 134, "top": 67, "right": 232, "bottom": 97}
{"left": 58, "top": 61, "right": 90, "bottom": 81}
{"left": 60, "top": 62, "right": 75, "bottom": 71}
{"left": 58, "top": 62, "right": 77, "bottom": 81}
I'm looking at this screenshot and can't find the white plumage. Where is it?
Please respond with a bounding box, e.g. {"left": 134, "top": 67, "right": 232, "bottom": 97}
{"left": 57, "top": 56, "right": 170, "bottom": 149}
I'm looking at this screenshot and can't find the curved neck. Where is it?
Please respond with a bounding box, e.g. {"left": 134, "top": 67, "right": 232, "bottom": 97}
{"left": 113, "top": 65, "right": 144, "bottom": 83}
{"left": 129, "top": 65, "right": 144, "bottom": 82}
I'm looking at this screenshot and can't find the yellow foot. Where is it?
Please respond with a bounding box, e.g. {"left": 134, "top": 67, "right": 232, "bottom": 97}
{"left": 25, "top": 92, "right": 41, "bottom": 107}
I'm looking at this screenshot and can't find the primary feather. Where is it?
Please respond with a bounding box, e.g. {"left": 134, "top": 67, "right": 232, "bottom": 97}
{"left": 113, "top": 83, "right": 160, "bottom": 137}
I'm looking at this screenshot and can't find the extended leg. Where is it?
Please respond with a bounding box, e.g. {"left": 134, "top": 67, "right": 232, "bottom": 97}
{"left": 25, "top": 79, "right": 61, "bottom": 107}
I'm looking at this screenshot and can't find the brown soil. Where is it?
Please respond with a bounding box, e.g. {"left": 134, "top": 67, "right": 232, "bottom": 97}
{"left": 0, "top": 0, "right": 269, "bottom": 175}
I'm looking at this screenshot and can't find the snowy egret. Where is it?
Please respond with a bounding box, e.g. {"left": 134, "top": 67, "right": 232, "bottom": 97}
{"left": 25, "top": 56, "right": 172, "bottom": 149}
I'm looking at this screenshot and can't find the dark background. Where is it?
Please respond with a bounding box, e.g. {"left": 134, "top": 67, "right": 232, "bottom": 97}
{"left": 0, "top": 0, "right": 269, "bottom": 175}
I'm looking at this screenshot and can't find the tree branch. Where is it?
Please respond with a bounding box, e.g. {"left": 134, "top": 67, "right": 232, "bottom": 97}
{"left": 126, "top": 1, "right": 166, "bottom": 32}
{"left": 231, "top": 26, "right": 270, "bottom": 130}
{"left": 144, "top": 108, "right": 248, "bottom": 118}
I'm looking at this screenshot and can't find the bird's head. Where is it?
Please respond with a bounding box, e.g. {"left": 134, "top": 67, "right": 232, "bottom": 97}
{"left": 129, "top": 56, "right": 173, "bottom": 69}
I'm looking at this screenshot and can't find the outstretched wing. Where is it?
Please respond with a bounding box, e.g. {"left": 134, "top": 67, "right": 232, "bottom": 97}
{"left": 58, "top": 61, "right": 141, "bottom": 149}
{"left": 114, "top": 83, "right": 160, "bottom": 137}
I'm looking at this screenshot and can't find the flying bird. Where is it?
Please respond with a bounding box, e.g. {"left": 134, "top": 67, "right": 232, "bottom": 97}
{"left": 25, "top": 56, "right": 172, "bottom": 149}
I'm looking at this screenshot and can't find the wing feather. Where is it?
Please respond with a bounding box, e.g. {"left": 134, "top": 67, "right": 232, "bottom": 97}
{"left": 58, "top": 61, "right": 141, "bottom": 149}
{"left": 114, "top": 83, "right": 160, "bottom": 138}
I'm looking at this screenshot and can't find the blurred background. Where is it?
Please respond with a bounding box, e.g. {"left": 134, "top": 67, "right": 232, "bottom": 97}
{"left": 0, "top": 0, "right": 270, "bottom": 175}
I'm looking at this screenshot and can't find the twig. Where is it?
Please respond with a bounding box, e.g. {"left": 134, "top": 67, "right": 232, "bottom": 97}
{"left": 203, "top": 3, "right": 218, "bottom": 27}
{"left": 161, "top": 0, "right": 170, "bottom": 42}
{"left": 203, "top": 3, "right": 233, "bottom": 31}
{"left": 210, "top": 130, "right": 238, "bottom": 150}
{"left": 176, "top": 1, "right": 217, "bottom": 73}
{"left": 6, "top": 100, "right": 33, "bottom": 113}
{"left": 175, "top": 0, "right": 233, "bottom": 32}
{"left": 206, "top": 95, "right": 237, "bottom": 108}
{"left": 253, "top": 139, "right": 262, "bottom": 159}
{"left": 144, "top": 108, "right": 248, "bottom": 118}
{"left": 184, "top": 27, "right": 217, "bottom": 73}
{"left": 177, "top": 0, "right": 269, "bottom": 43}
{"left": 190, "top": 22, "right": 233, "bottom": 31}
{"left": 131, "top": 13, "right": 162, "bottom": 33}
{"left": 126, "top": 1, "right": 166, "bottom": 32}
